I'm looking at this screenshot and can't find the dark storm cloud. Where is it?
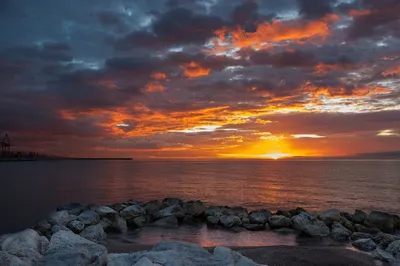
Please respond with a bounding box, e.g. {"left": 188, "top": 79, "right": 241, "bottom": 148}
{"left": 249, "top": 49, "right": 316, "bottom": 68}
{"left": 297, "top": 0, "right": 336, "bottom": 19}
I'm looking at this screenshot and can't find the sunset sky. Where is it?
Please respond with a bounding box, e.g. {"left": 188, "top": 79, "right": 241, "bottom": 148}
{"left": 0, "top": 0, "right": 399, "bottom": 158}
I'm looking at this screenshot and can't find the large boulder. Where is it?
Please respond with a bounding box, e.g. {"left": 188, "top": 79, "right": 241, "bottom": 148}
{"left": 276, "top": 210, "right": 291, "bottom": 218}
{"left": 80, "top": 224, "right": 107, "bottom": 245}
{"left": 352, "top": 238, "right": 377, "bottom": 252}
{"left": 249, "top": 210, "right": 272, "bottom": 224}
{"left": 120, "top": 205, "right": 146, "bottom": 220}
{"left": 162, "top": 198, "right": 183, "bottom": 206}
{"left": 1, "top": 229, "right": 44, "bottom": 264}
{"left": 67, "top": 220, "right": 85, "bottom": 233}
{"left": 41, "top": 230, "right": 107, "bottom": 265}
{"left": 182, "top": 201, "right": 207, "bottom": 217}
{"left": 319, "top": 209, "right": 341, "bottom": 226}
{"left": 365, "top": 211, "right": 396, "bottom": 233}
{"left": 330, "top": 223, "right": 351, "bottom": 241}
{"left": 354, "top": 224, "right": 381, "bottom": 234}
{"left": 205, "top": 206, "right": 229, "bottom": 218}
{"left": 268, "top": 215, "right": 292, "bottom": 229}
{"left": 292, "top": 212, "right": 330, "bottom": 237}
{"left": 152, "top": 216, "right": 179, "bottom": 228}
{"left": 220, "top": 215, "right": 241, "bottom": 228}
{"left": 213, "top": 246, "right": 259, "bottom": 266}
{"left": 350, "top": 232, "right": 372, "bottom": 241}
{"left": 372, "top": 232, "right": 400, "bottom": 249}
{"left": 51, "top": 225, "right": 72, "bottom": 234}
{"left": 372, "top": 248, "right": 395, "bottom": 263}
{"left": 33, "top": 220, "right": 52, "bottom": 236}
{"left": 352, "top": 210, "right": 367, "bottom": 224}
{"left": 288, "top": 207, "right": 307, "bottom": 216}
{"left": 230, "top": 207, "right": 249, "bottom": 219}
{"left": 339, "top": 216, "right": 355, "bottom": 232}
{"left": 77, "top": 210, "right": 100, "bottom": 226}
{"left": 153, "top": 205, "right": 185, "bottom": 220}
{"left": 109, "top": 203, "right": 128, "bottom": 212}
{"left": 386, "top": 240, "right": 400, "bottom": 256}
{"left": 96, "top": 206, "right": 119, "bottom": 220}
{"left": 143, "top": 200, "right": 164, "bottom": 215}
{"left": 0, "top": 251, "right": 30, "bottom": 266}
{"left": 206, "top": 216, "right": 219, "bottom": 226}
{"left": 47, "top": 211, "right": 76, "bottom": 226}
{"left": 57, "top": 203, "right": 83, "bottom": 215}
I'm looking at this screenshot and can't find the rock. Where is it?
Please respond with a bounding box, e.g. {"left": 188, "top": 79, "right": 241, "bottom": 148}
{"left": 162, "top": 198, "right": 183, "bottom": 206}
{"left": 386, "top": 240, "right": 400, "bottom": 255}
{"left": 126, "top": 200, "right": 143, "bottom": 206}
{"left": 213, "top": 246, "right": 259, "bottom": 266}
{"left": 340, "top": 212, "right": 353, "bottom": 222}
{"left": 330, "top": 223, "right": 351, "bottom": 241}
{"left": 77, "top": 210, "right": 100, "bottom": 226}
{"left": 129, "top": 216, "right": 146, "bottom": 228}
{"left": 276, "top": 210, "right": 291, "bottom": 218}
{"left": 117, "top": 218, "right": 128, "bottom": 234}
{"left": 153, "top": 205, "right": 185, "bottom": 220}
{"left": 230, "top": 207, "right": 249, "bottom": 219}
{"left": 392, "top": 214, "right": 400, "bottom": 229}
{"left": 372, "top": 248, "right": 395, "bottom": 263}
{"left": 365, "top": 211, "right": 396, "bottom": 233}
{"left": 47, "top": 210, "right": 76, "bottom": 226}
{"left": 268, "top": 215, "right": 292, "bottom": 229}
{"left": 319, "top": 209, "right": 341, "bottom": 226}
{"left": 242, "top": 217, "right": 250, "bottom": 224}
{"left": 38, "top": 236, "right": 49, "bottom": 256}
{"left": 96, "top": 206, "right": 118, "bottom": 219}
{"left": 133, "top": 257, "right": 161, "bottom": 266}
{"left": 220, "top": 215, "right": 241, "bottom": 228}
{"left": 206, "top": 216, "right": 219, "bottom": 226}
{"left": 80, "top": 224, "right": 107, "bottom": 245}
{"left": 182, "top": 200, "right": 207, "bottom": 217}
{"left": 51, "top": 225, "right": 71, "bottom": 234}
{"left": 0, "top": 251, "right": 29, "bottom": 266}
{"left": 372, "top": 232, "right": 400, "bottom": 249}
{"left": 354, "top": 224, "right": 381, "bottom": 234}
{"left": 33, "top": 220, "right": 51, "bottom": 235}
{"left": 339, "top": 216, "right": 355, "bottom": 232}
{"left": 249, "top": 209, "right": 272, "bottom": 224}
{"left": 41, "top": 230, "right": 107, "bottom": 265}
{"left": 82, "top": 203, "right": 99, "bottom": 211}
{"left": 57, "top": 202, "right": 83, "bottom": 215}
{"left": 274, "top": 228, "right": 297, "bottom": 234}
{"left": 152, "top": 216, "right": 179, "bottom": 228}
{"left": 292, "top": 212, "right": 330, "bottom": 237}
{"left": 120, "top": 205, "right": 146, "bottom": 220}
{"left": 205, "top": 206, "right": 228, "bottom": 218}
{"left": 67, "top": 220, "right": 85, "bottom": 233}
{"left": 243, "top": 224, "right": 265, "bottom": 231}
{"left": 352, "top": 238, "right": 377, "bottom": 251}
{"left": 289, "top": 207, "right": 307, "bottom": 216}
{"left": 352, "top": 209, "right": 367, "bottom": 224}
{"left": 143, "top": 200, "right": 164, "bottom": 215}
{"left": 1, "top": 229, "right": 43, "bottom": 264}
{"left": 351, "top": 232, "right": 373, "bottom": 241}
{"left": 109, "top": 203, "right": 128, "bottom": 212}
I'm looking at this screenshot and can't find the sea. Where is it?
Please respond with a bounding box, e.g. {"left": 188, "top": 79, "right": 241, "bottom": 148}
{"left": 1, "top": 159, "right": 399, "bottom": 247}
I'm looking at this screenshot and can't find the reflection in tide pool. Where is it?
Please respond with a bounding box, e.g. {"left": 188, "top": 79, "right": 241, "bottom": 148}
{"left": 107, "top": 224, "right": 347, "bottom": 253}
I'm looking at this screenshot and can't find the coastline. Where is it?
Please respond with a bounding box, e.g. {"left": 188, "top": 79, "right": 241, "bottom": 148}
{"left": 1, "top": 198, "right": 400, "bottom": 265}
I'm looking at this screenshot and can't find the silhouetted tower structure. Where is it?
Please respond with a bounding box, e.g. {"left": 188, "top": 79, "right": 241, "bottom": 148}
{"left": 1, "top": 134, "right": 11, "bottom": 154}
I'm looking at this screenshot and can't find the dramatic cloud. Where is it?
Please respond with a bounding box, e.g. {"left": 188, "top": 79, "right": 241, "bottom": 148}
{"left": 0, "top": 0, "right": 399, "bottom": 158}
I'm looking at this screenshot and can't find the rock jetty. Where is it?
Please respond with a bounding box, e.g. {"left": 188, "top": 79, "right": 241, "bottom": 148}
{"left": 1, "top": 198, "right": 400, "bottom": 265}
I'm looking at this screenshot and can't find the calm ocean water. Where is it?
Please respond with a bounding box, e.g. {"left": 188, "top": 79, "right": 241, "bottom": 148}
{"left": 1, "top": 159, "right": 399, "bottom": 235}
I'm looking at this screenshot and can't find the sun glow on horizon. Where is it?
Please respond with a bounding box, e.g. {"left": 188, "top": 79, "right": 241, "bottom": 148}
{"left": 262, "top": 153, "right": 293, "bottom": 160}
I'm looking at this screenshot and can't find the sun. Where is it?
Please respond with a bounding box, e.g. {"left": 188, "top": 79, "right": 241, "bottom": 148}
{"left": 263, "top": 153, "right": 292, "bottom": 160}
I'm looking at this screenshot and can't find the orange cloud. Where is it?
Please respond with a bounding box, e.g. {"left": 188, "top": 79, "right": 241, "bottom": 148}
{"left": 348, "top": 9, "right": 372, "bottom": 17}
{"left": 182, "top": 62, "right": 211, "bottom": 78}
{"left": 313, "top": 62, "right": 355, "bottom": 74}
{"left": 382, "top": 66, "right": 400, "bottom": 77}
{"left": 143, "top": 82, "right": 165, "bottom": 92}
{"left": 151, "top": 72, "right": 167, "bottom": 80}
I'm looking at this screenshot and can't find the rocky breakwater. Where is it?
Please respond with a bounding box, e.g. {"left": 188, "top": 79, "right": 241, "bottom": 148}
{"left": 1, "top": 198, "right": 400, "bottom": 265}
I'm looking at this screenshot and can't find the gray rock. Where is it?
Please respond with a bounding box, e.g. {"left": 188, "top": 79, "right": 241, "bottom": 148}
{"left": 268, "top": 215, "right": 292, "bottom": 229}
{"left": 365, "top": 211, "right": 396, "bottom": 233}
{"left": 162, "top": 198, "right": 183, "bottom": 206}
{"left": 352, "top": 238, "right": 377, "bottom": 251}
{"left": 243, "top": 224, "right": 265, "bottom": 231}
{"left": 77, "top": 210, "right": 100, "bottom": 226}
{"left": 339, "top": 216, "right": 355, "bottom": 232}
{"left": 354, "top": 224, "right": 381, "bottom": 234}
{"left": 351, "top": 232, "right": 373, "bottom": 241}
{"left": 51, "top": 225, "right": 72, "bottom": 234}
{"left": 120, "top": 205, "right": 147, "bottom": 220}
{"left": 41, "top": 230, "right": 107, "bottom": 266}
{"left": 1, "top": 229, "right": 43, "bottom": 264}
{"left": 130, "top": 216, "right": 147, "bottom": 228}
{"left": 96, "top": 206, "right": 118, "bottom": 219}
{"left": 352, "top": 209, "right": 367, "bottom": 224}
{"left": 319, "top": 209, "right": 341, "bottom": 226}
{"left": 249, "top": 210, "right": 272, "bottom": 224}
{"left": 292, "top": 212, "right": 330, "bottom": 237}
{"left": 0, "top": 251, "right": 30, "bottom": 266}
{"left": 47, "top": 211, "right": 76, "bottom": 226}
{"left": 372, "top": 248, "right": 395, "bottom": 263}
{"left": 330, "top": 223, "right": 351, "bottom": 241}
{"left": 373, "top": 232, "right": 400, "bottom": 249}
{"left": 153, "top": 205, "right": 185, "bottom": 220}
{"left": 230, "top": 207, "right": 249, "bottom": 219}
{"left": 206, "top": 216, "right": 219, "bottom": 226}
{"left": 33, "top": 220, "right": 52, "bottom": 235}
{"left": 289, "top": 207, "right": 307, "bottom": 216}
{"left": 213, "top": 246, "right": 259, "bottom": 266}
{"left": 340, "top": 212, "right": 353, "bottom": 222}
{"left": 220, "top": 215, "right": 241, "bottom": 228}
{"left": 67, "top": 220, "right": 85, "bottom": 233}
{"left": 109, "top": 203, "right": 128, "bottom": 212}
{"left": 143, "top": 200, "right": 164, "bottom": 215}
{"left": 57, "top": 203, "right": 83, "bottom": 215}
{"left": 205, "top": 206, "right": 229, "bottom": 218}
{"left": 242, "top": 217, "right": 250, "bottom": 224}
{"left": 276, "top": 210, "right": 291, "bottom": 218}
{"left": 133, "top": 257, "right": 162, "bottom": 266}
{"left": 79, "top": 224, "right": 107, "bottom": 245}
{"left": 386, "top": 240, "right": 400, "bottom": 255}
{"left": 39, "top": 236, "right": 49, "bottom": 256}
{"left": 117, "top": 218, "right": 128, "bottom": 234}
{"left": 182, "top": 201, "right": 207, "bottom": 217}
{"left": 152, "top": 216, "right": 179, "bottom": 228}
